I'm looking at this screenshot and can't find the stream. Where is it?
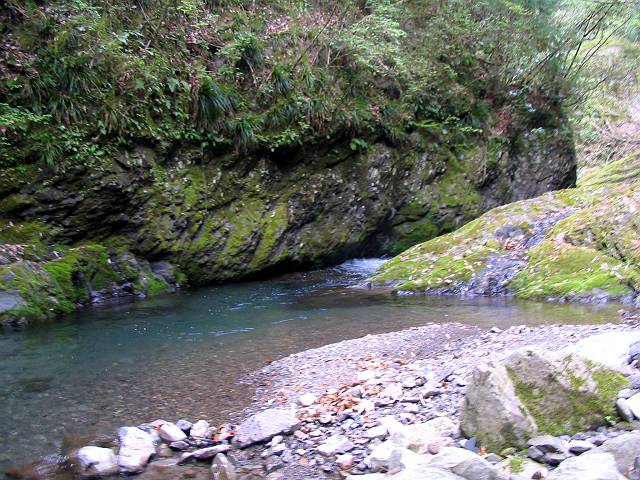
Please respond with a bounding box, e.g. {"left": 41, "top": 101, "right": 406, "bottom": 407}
{"left": 0, "top": 259, "right": 623, "bottom": 472}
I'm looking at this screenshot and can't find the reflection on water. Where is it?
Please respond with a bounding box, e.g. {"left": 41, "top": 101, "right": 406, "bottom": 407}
{"left": 0, "top": 259, "right": 621, "bottom": 470}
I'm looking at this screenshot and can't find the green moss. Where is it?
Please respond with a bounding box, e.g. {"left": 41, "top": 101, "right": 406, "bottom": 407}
{"left": 511, "top": 364, "right": 627, "bottom": 436}
{"left": 249, "top": 202, "right": 289, "bottom": 270}
{"left": 512, "top": 242, "right": 635, "bottom": 299}
{"left": 508, "top": 457, "right": 525, "bottom": 474}
{"left": 388, "top": 218, "right": 439, "bottom": 255}
{"left": 144, "top": 274, "right": 170, "bottom": 296}
{"left": 0, "top": 242, "right": 180, "bottom": 326}
{"left": 0, "top": 220, "right": 60, "bottom": 244}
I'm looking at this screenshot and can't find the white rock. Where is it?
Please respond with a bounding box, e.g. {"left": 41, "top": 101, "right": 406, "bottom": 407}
{"left": 402, "top": 377, "right": 417, "bottom": 389}
{"left": 366, "top": 425, "right": 388, "bottom": 439}
{"left": 158, "top": 422, "right": 187, "bottom": 443}
{"left": 336, "top": 453, "right": 355, "bottom": 469}
{"left": 547, "top": 452, "right": 626, "bottom": 480}
{"left": 625, "top": 393, "right": 640, "bottom": 419}
{"left": 357, "top": 370, "right": 378, "bottom": 382}
{"left": 568, "top": 331, "right": 640, "bottom": 372}
{"left": 378, "top": 415, "right": 404, "bottom": 436}
{"left": 365, "top": 442, "right": 428, "bottom": 471}
{"left": 298, "top": 393, "right": 317, "bottom": 407}
{"left": 190, "top": 420, "right": 210, "bottom": 438}
{"left": 76, "top": 446, "right": 118, "bottom": 477}
{"left": 462, "top": 347, "right": 626, "bottom": 450}
{"left": 390, "top": 466, "right": 465, "bottom": 479}
{"left": 380, "top": 383, "right": 403, "bottom": 401}
{"left": 584, "top": 432, "right": 640, "bottom": 473}
{"left": 355, "top": 399, "right": 375, "bottom": 414}
{"left": 346, "top": 474, "right": 387, "bottom": 480}
{"left": 316, "top": 435, "right": 354, "bottom": 456}
{"left": 233, "top": 408, "right": 300, "bottom": 447}
{"left": 389, "top": 417, "right": 457, "bottom": 453}
{"left": 211, "top": 453, "right": 236, "bottom": 480}
{"left": 568, "top": 440, "right": 593, "bottom": 454}
{"left": 428, "top": 447, "right": 508, "bottom": 480}
{"left": 180, "top": 444, "right": 232, "bottom": 462}
{"left": 460, "top": 360, "right": 536, "bottom": 450}
{"left": 117, "top": 426, "right": 156, "bottom": 474}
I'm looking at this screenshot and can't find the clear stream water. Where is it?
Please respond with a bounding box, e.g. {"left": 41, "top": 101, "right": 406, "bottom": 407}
{"left": 0, "top": 259, "right": 623, "bottom": 472}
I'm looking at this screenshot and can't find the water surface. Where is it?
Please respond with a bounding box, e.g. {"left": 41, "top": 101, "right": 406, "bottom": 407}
{"left": 0, "top": 259, "right": 622, "bottom": 470}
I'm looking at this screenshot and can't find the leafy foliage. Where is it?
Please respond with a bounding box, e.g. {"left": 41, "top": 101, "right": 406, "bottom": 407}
{"left": 0, "top": 0, "right": 582, "bottom": 169}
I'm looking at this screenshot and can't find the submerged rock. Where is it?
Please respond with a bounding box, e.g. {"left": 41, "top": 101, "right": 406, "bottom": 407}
{"left": 233, "top": 409, "right": 300, "bottom": 447}
{"left": 117, "top": 427, "right": 156, "bottom": 474}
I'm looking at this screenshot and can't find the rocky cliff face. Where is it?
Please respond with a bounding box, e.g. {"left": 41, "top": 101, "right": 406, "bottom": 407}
{"left": 369, "top": 152, "right": 640, "bottom": 305}
{"left": 0, "top": 106, "right": 575, "bottom": 327}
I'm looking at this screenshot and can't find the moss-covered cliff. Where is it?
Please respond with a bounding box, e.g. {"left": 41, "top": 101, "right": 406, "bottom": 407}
{"left": 0, "top": 0, "right": 577, "bottom": 326}
{"left": 369, "top": 153, "right": 640, "bottom": 305}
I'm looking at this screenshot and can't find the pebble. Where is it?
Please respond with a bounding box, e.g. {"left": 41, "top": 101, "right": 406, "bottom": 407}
{"left": 169, "top": 441, "right": 190, "bottom": 451}
{"left": 365, "top": 426, "right": 387, "bottom": 439}
{"left": 335, "top": 453, "right": 354, "bottom": 470}
{"left": 189, "top": 420, "right": 210, "bottom": 438}
{"left": 175, "top": 419, "right": 193, "bottom": 433}
{"left": 298, "top": 393, "right": 317, "bottom": 407}
{"left": 568, "top": 440, "right": 593, "bottom": 454}
{"left": 158, "top": 422, "right": 187, "bottom": 443}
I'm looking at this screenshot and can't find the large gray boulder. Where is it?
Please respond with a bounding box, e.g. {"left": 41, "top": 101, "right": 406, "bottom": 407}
{"left": 460, "top": 361, "right": 536, "bottom": 450}
{"left": 117, "top": 427, "right": 156, "bottom": 474}
{"left": 546, "top": 452, "right": 626, "bottom": 480}
{"left": 75, "top": 446, "right": 119, "bottom": 477}
{"left": 584, "top": 431, "right": 640, "bottom": 474}
{"left": 232, "top": 408, "right": 300, "bottom": 447}
{"left": 461, "top": 347, "right": 628, "bottom": 450}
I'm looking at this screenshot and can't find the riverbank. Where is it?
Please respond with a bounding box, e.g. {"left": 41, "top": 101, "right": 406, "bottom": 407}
{"left": 7, "top": 308, "right": 640, "bottom": 480}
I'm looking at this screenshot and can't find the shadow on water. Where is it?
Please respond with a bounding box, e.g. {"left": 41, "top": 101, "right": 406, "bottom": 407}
{"left": 0, "top": 258, "right": 622, "bottom": 472}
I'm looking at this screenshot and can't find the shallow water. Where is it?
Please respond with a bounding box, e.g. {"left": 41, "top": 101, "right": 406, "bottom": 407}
{"left": 0, "top": 259, "right": 622, "bottom": 471}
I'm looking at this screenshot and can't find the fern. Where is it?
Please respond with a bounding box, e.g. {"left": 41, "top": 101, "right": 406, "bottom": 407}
{"left": 194, "top": 78, "right": 236, "bottom": 128}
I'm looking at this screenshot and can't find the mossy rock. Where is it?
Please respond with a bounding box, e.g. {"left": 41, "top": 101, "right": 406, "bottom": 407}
{"left": 369, "top": 153, "right": 640, "bottom": 303}
{"left": 0, "top": 241, "right": 183, "bottom": 328}
{"left": 461, "top": 347, "right": 629, "bottom": 451}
